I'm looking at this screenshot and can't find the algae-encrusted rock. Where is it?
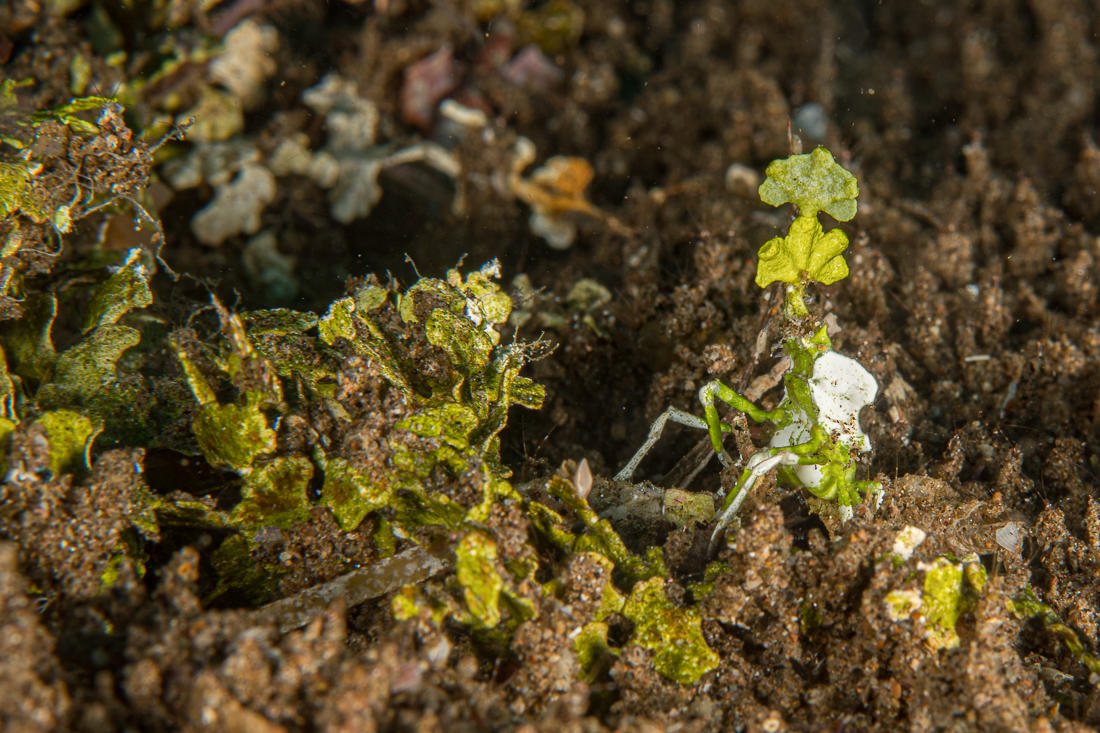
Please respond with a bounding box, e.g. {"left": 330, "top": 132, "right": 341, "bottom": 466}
{"left": 170, "top": 261, "right": 548, "bottom": 624}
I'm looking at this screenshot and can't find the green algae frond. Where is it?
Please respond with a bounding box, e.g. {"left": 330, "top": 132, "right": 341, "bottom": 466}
{"left": 756, "top": 215, "right": 851, "bottom": 290}
{"left": 318, "top": 455, "right": 394, "bottom": 532}
{"left": 233, "top": 455, "right": 314, "bottom": 529}
{"left": 622, "top": 577, "right": 719, "bottom": 685}
{"left": 921, "top": 556, "right": 986, "bottom": 650}
{"left": 82, "top": 249, "right": 154, "bottom": 332}
{"left": 34, "top": 410, "right": 99, "bottom": 477}
{"left": 0, "top": 246, "right": 169, "bottom": 590}
{"left": 758, "top": 145, "right": 859, "bottom": 221}
{"left": 755, "top": 146, "right": 859, "bottom": 318}
{"left": 191, "top": 400, "right": 278, "bottom": 474}
{"left": 920, "top": 558, "right": 967, "bottom": 649}
{"left": 1010, "top": 587, "right": 1100, "bottom": 676}
{"left": 575, "top": 622, "right": 617, "bottom": 682}
{"left": 456, "top": 531, "right": 506, "bottom": 628}
{"left": 1, "top": 248, "right": 157, "bottom": 463}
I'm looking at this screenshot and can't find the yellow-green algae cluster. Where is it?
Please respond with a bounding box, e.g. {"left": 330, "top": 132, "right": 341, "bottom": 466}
{"left": 884, "top": 554, "right": 988, "bottom": 651}
{"left": 0, "top": 249, "right": 156, "bottom": 474}
{"left": 884, "top": 547, "right": 1100, "bottom": 673}
{"left": 1, "top": 79, "right": 158, "bottom": 317}
{"left": 164, "top": 261, "right": 717, "bottom": 683}
{"left": 755, "top": 146, "right": 859, "bottom": 319}
{"left": 528, "top": 473, "right": 719, "bottom": 683}
{"left": 0, "top": 247, "right": 164, "bottom": 585}
{"left": 1, "top": 162, "right": 721, "bottom": 685}
{"left": 166, "top": 261, "right": 539, "bottom": 581}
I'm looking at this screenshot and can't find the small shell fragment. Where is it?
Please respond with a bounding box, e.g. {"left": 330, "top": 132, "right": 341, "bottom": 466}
{"left": 995, "top": 521, "right": 1025, "bottom": 554}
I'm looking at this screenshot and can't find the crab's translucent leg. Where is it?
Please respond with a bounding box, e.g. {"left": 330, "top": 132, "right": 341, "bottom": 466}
{"left": 614, "top": 407, "right": 717, "bottom": 482}
{"left": 709, "top": 449, "right": 800, "bottom": 552}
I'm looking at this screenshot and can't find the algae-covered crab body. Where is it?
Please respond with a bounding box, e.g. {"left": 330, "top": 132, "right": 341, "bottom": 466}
{"left": 615, "top": 146, "right": 880, "bottom": 542}
{"left": 707, "top": 331, "right": 879, "bottom": 538}
{"left": 770, "top": 347, "right": 877, "bottom": 497}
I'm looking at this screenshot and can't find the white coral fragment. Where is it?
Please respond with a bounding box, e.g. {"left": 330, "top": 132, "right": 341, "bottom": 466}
{"left": 892, "top": 526, "right": 927, "bottom": 561}
{"left": 329, "top": 158, "right": 385, "bottom": 225}
{"left": 162, "top": 141, "right": 260, "bottom": 189}
{"left": 268, "top": 134, "right": 314, "bottom": 177}
{"left": 209, "top": 19, "right": 279, "bottom": 109}
{"left": 529, "top": 209, "right": 577, "bottom": 249}
{"left": 191, "top": 163, "right": 276, "bottom": 246}
{"left": 243, "top": 230, "right": 297, "bottom": 302}
{"left": 297, "top": 74, "right": 459, "bottom": 224}
{"left": 303, "top": 74, "right": 379, "bottom": 151}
